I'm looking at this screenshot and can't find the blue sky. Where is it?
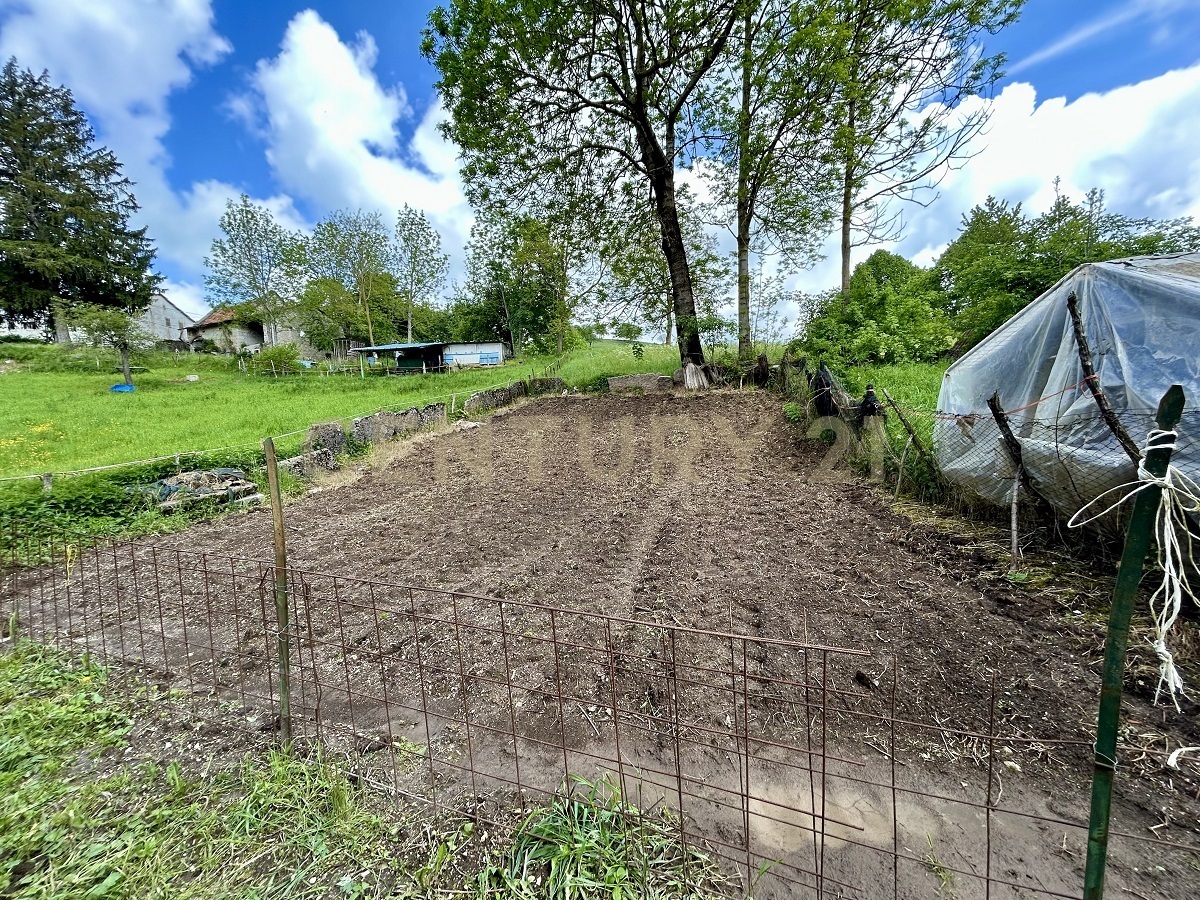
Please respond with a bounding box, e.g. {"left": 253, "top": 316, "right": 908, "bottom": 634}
{"left": 2, "top": 0, "right": 1199, "bottom": 318}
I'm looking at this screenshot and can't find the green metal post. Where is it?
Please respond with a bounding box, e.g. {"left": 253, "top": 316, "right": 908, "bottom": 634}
{"left": 262, "top": 437, "right": 292, "bottom": 748}
{"left": 1083, "top": 384, "right": 1185, "bottom": 899}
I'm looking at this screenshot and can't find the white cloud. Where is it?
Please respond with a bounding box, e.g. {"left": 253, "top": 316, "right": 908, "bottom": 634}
{"left": 0, "top": 0, "right": 244, "bottom": 288}
{"left": 243, "top": 10, "right": 472, "bottom": 258}
{"left": 789, "top": 62, "right": 1200, "bottom": 301}
{"left": 1009, "top": 0, "right": 1200, "bottom": 76}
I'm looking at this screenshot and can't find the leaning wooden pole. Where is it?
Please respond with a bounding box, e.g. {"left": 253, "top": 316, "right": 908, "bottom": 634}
{"left": 881, "top": 388, "right": 942, "bottom": 488}
{"left": 1067, "top": 293, "right": 1142, "bottom": 465}
{"left": 987, "top": 391, "right": 1057, "bottom": 522}
{"left": 263, "top": 437, "right": 293, "bottom": 748}
{"left": 1083, "top": 384, "right": 1185, "bottom": 900}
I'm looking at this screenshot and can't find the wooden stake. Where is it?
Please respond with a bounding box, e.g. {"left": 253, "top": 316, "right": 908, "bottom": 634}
{"left": 262, "top": 437, "right": 292, "bottom": 748}
{"left": 881, "top": 388, "right": 942, "bottom": 488}
{"left": 987, "top": 391, "right": 1056, "bottom": 521}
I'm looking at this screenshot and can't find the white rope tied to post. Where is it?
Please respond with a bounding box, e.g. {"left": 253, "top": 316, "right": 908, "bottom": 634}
{"left": 1068, "top": 428, "right": 1200, "bottom": 711}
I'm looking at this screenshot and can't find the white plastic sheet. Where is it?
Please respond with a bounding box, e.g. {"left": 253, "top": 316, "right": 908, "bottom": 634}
{"left": 934, "top": 253, "right": 1200, "bottom": 517}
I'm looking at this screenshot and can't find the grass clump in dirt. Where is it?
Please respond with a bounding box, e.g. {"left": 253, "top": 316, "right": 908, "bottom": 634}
{"left": 473, "top": 776, "right": 729, "bottom": 899}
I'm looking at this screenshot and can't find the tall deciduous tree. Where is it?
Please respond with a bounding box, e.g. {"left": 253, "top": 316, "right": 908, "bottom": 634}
{"left": 707, "top": 0, "right": 842, "bottom": 359}
{"left": 0, "top": 59, "right": 161, "bottom": 335}
{"left": 304, "top": 210, "right": 394, "bottom": 347}
{"left": 204, "top": 195, "right": 302, "bottom": 343}
{"left": 394, "top": 205, "right": 449, "bottom": 343}
{"left": 830, "top": 0, "right": 1023, "bottom": 293}
{"left": 424, "top": 0, "right": 742, "bottom": 366}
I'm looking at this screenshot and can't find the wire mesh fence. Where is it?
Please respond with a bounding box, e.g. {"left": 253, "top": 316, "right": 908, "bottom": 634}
{"left": 4, "top": 517, "right": 1199, "bottom": 899}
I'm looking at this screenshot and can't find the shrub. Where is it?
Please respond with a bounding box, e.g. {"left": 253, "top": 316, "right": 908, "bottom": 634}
{"left": 252, "top": 343, "right": 302, "bottom": 374}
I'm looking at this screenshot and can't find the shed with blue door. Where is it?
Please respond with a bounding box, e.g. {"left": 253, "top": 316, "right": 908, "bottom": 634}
{"left": 444, "top": 342, "right": 510, "bottom": 368}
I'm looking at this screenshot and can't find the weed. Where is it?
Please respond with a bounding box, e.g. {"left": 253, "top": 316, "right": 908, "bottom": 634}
{"left": 922, "top": 834, "right": 956, "bottom": 896}
{"left": 474, "top": 775, "right": 728, "bottom": 899}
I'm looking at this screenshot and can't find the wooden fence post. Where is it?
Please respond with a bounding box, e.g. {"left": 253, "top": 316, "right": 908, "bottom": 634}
{"left": 262, "top": 437, "right": 292, "bottom": 748}
{"left": 1083, "top": 384, "right": 1185, "bottom": 900}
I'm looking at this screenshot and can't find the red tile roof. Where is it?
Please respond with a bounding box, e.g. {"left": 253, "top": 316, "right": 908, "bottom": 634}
{"left": 189, "top": 307, "right": 239, "bottom": 329}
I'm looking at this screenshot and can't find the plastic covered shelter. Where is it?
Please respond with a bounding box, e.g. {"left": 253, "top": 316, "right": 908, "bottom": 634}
{"left": 934, "top": 253, "right": 1200, "bottom": 519}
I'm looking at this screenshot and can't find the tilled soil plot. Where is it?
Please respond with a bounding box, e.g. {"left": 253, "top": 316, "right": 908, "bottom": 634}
{"left": 11, "top": 390, "right": 1200, "bottom": 899}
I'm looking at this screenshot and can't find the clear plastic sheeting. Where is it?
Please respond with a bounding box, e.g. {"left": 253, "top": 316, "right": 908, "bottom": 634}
{"left": 934, "top": 253, "right": 1200, "bottom": 519}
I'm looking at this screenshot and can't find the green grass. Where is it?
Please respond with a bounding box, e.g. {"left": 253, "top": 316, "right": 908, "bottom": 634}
{"left": 558, "top": 340, "right": 679, "bottom": 389}
{"left": 474, "top": 776, "right": 728, "bottom": 899}
{"left": 0, "top": 345, "right": 542, "bottom": 478}
{"left": 0, "top": 643, "right": 728, "bottom": 899}
{"left": 0, "top": 641, "right": 415, "bottom": 898}
{"left": 839, "top": 360, "right": 948, "bottom": 414}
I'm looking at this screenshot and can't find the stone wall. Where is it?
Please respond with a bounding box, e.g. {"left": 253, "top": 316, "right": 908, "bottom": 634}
{"left": 350, "top": 403, "right": 446, "bottom": 445}
{"left": 464, "top": 381, "right": 527, "bottom": 414}
{"left": 279, "top": 448, "right": 339, "bottom": 478}
{"left": 607, "top": 374, "right": 675, "bottom": 393}
{"left": 528, "top": 377, "right": 567, "bottom": 395}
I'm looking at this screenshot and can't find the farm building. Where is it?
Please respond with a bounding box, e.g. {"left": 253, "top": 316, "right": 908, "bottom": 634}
{"left": 141, "top": 293, "right": 195, "bottom": 344}
{"left": 352, "top": 342, "right": 448, "bottom": 373}
{"left": 445, "top": 341, "right": 510, "bottom": 367}
{"left": 186, "top": 307, "right": 261, "bottom": 352}
{"left": 4, "top": 292, "right": 195, "bottom": 344}
{"left": 934, "top": 252, "right": 1200, "bottom": 520}
{"left": 186, "top": 308, "right": 309, "bottom": 354}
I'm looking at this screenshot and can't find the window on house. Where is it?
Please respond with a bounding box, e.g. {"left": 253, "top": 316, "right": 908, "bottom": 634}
{"left": 165, "top": 318, "right": 171, "bottom": 330}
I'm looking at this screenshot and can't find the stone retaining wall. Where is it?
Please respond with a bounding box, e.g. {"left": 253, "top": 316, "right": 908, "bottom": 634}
{"left": 607, "top": 373, "right": 675, "bottom": 393}
{"left": 464, "top": 381, "right": 527, "bottom": 414}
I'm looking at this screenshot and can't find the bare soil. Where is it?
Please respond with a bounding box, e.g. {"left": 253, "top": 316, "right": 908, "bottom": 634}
{"left": 12, "top": 390, "right": 1200, "bottom": 898}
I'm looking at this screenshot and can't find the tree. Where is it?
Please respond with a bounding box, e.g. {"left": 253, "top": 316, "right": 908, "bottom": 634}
{"left": 70, "top": 303, "right": 154, "bottom": 386}
{"left": 587, "top": 184, "right": 729, "bottom": 345}
{"left": 829, "top": 0, "right": 1024, "bottom": 292}
{"left": 394, "top": 205, "right": 449, "bottom": 343}
{"left": 425, "top": 0, "right": 742, "bottom": 366}
{"left": 795, "top": 249, "right": 955, "bottom": 366}
{"left": 705, "top": 0, "right": 842, "bottom": 358}
{"left": 457, "top": 214, "right": 567, "bottom": 353}
{"left": 0, "top": 59, "right": 161, "bottom": 335}
{"left": 939, "top": 186, "right": 1200, "bottom": 346}
{"left": 204, "top": 196, "right": 301, "bottom": 343}
{"left": 304, "top": 210, "right": 396, "bottom": 347}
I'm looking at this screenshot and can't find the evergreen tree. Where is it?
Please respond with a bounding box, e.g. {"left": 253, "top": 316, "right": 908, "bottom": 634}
{"left": 0, "top": 59, "right": 160, "bottom": 331}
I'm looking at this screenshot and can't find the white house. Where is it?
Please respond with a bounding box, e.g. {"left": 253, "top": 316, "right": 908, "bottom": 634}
{"left": 444, "top": 341, "right": 510, "bottom": 367}
{"left": 141, "top": 293, "right": 195, "bottom": 343}
{"left": 4, "top": 293, "right": 195, "bottom": 343}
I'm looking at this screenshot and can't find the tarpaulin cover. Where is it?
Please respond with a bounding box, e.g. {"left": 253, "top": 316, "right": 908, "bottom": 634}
{"left": 934, "top": 253, "right": 1200, "bottom": 518}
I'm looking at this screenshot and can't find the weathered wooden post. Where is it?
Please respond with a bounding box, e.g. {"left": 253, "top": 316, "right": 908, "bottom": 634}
{"left": 41, "top": 473, "right": 52, "bottom": 495}
{"left": 262, "top": 437, "right": 293, "bottom": 748}
{"left": 1083, "top": 384, "right": 1185, "bottom": 900}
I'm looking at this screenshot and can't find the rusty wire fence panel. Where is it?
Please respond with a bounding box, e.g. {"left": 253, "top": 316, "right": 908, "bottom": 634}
{"left": 3, "top": 518, "right": 1200, "bottom": 899}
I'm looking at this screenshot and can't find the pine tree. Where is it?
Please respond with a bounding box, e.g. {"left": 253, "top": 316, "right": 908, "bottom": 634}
{"left": 0, "top": 58, "right": 161, "bottom": 331}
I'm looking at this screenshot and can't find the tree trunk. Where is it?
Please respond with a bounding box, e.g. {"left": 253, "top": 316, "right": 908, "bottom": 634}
{"left": 736, "top": 5, "right": 753, "bottom": 361}
{"left": 637, "top": 124, "right": 704, "bottom": 366}
{"left": 120, "top": 348, "right": 132, "bottom": 386}
{"left": 840, "top": 159, "right": 854, "bottom": 296}
{"left": 52, "top": 303, "right": 71, "bottom": 344}
{"left": 363, "top": 294, "right": 376, "bottom": 347}
{"left": 664, "top": 301, "right": 674, "bottom": 346}
{"left": 407, "top": 291, "right": 413, "bottom": 343}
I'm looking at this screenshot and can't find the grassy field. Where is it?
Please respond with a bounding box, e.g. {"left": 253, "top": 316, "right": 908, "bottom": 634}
{"left": 0, "top": 340, "right": 676, "bottom": 479}
{"left": 0, "top": 347, "right": 541, "bottom": 478}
